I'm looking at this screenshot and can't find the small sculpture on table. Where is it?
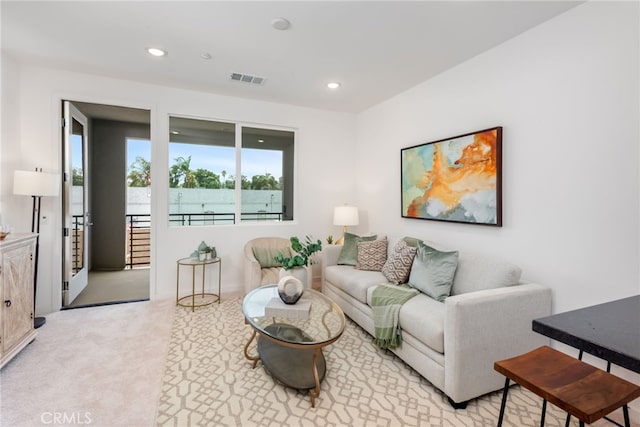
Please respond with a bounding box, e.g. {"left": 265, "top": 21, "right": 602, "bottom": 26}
{"left": 277, "top": 275, "right": 304, "bottom": 304}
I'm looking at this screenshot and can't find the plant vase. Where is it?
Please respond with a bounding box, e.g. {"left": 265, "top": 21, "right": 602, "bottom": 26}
{"left": 279, "top": 266, "right": 308, "bottom": 290}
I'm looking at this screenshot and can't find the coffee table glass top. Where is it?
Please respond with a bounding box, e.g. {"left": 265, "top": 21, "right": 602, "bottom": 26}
{"left": 243, "top": 285, "right": 345, "bottom": 346}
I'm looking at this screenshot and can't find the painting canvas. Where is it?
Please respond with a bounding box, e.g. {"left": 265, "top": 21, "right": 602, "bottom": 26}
{"left": 401, "top": 127, "right": 502, "bottom": 226}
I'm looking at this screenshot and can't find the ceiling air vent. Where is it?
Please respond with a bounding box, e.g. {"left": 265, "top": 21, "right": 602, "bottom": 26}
{"left": 230, "top": 72, "right": 265, "bottom": 85}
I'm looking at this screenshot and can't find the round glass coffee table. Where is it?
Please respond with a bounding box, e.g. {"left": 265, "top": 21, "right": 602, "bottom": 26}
{"left": 242, "top": 284, "right": 345, "bottom": 407}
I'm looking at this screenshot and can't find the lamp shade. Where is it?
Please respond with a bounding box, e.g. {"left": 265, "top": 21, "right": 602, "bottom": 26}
{"left": 13, "top": 170, "right": 60, "bottom": 197}
{"left": 333, "top": 205, "right": 359, "bottom": 226}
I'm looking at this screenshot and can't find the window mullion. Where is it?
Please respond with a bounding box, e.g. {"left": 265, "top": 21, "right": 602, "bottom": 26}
{"left": 234, "top": 123, "right": 242, "bottom": 224}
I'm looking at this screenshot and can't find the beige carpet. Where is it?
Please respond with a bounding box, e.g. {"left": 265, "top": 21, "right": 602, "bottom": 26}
{"left": 1, "top": 298, "right": 636, "bottom": 427}
{"left": 0, "top": 299, "right": 174, "bottom": 427}
{"left": 155, "top": 299, "right": 636, "bottom": 427}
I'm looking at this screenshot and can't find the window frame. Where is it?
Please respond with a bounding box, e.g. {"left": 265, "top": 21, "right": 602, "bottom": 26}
{"left": 167, "top": 114, "right": 297, "bottom": 227}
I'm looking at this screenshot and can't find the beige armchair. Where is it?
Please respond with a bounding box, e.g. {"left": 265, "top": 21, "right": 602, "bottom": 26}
{"left": 243, "top": 237, "right": 292, "bottom": 294}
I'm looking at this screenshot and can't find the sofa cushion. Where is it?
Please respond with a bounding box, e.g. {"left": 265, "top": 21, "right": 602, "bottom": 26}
{"left": 325, "top": 265, "right": 387, "bottom": 304}
{"left": 356, "top": 238, "right": 387, "bottom": 271}
{"left": 408, "top": 242, "right": 459, "bottom": 302}
{"left": 252, "top": 246, "right": 291, "bottom": 268}
{"left": 366, "top": 287, "right": 445, "bottom": 354}
{"left": 338, "top": 232, "right": 377, "bottom": 266}
{"left": 382, "top": 240, "right": 417, "bottom": 284}
{"left": 450, "top": 253, "right": 522, "bottom": 295}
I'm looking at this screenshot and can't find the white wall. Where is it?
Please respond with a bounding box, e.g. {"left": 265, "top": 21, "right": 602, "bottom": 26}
{"left": 356, "top": 1, "right": 639, "bottom": 313}
{"left": 356, "top": 2, "right": 640, "bottom": 414}
{"left": 0, "top": 53, "right": 22, "bottom": 223}
{"left": 0, "top": 63, "right": 357, "bottom": 314}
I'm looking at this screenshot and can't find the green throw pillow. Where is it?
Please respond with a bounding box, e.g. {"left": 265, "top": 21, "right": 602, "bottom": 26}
{"left": 252, "top": 247, "right": 291, "bottom": 268}
{"left": 337, "top": 232, "right": 377, "bottom": 266}
{"left": 402, "top": 236, "right": 423, "bottom": 247}
{"left": 408, "top": 242, "right": 459, "bottom": 302}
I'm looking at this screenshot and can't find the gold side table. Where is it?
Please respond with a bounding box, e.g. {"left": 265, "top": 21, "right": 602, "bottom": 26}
{"left": 176, "top": 257, "right": 221, "bottom": 311}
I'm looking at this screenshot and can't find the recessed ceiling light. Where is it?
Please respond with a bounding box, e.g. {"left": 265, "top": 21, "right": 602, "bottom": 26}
{"left": 271, "top": 17, "right": 291, "bottom": 31}
{"left": 147, "top": 47, "right": 167, "bottom": 57}
{"left": 200, "top": 52, "right": 212, "bottom": 60}
{"left": 171, "top": 130, "right": 180, "bottom": 135}
{"left": 258, "top": 139, "right": 265, "bottom": 143}
{"left": 327, "top": 82, "right": 341, "bottom": 89}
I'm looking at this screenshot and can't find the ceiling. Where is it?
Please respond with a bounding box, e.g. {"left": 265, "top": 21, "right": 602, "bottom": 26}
{"left": 1, "top": 1, "right": 580, "bottom": 114}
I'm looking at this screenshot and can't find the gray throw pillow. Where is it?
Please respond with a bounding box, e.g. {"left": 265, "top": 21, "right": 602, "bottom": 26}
{"left": 355, "top": 238, "right": 387, "bottom": 271}
{"left": 408, "top": 242, "right": 459, "bottom": 302}
{"left": 337, "top": 232, "right": 377, "bottom": 266}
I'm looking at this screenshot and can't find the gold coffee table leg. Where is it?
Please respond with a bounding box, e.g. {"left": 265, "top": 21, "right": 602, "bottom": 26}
{"left": 309, "top": 347, "right": 322, "bottom": 408}
{"left": 243, "top": 329, "right": 260, "bottom": 368}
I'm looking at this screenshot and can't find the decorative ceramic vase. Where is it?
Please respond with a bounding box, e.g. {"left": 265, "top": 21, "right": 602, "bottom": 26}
{"left": 279, "top": 266, "right": 308, "bottom": 289}
{"left": 209, "top": 247, "right": 217, "bottom": 259}
{"left": 277, "top": 275, "right": 304, "bottom": 304}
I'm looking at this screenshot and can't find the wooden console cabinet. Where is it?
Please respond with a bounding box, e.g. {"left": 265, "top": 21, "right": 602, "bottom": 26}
{"left": 0, "top": 233, "right": 37, "bottom": 369}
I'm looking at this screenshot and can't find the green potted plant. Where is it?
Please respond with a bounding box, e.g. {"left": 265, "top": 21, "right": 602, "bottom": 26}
{"left": 275, "top": 235, "right": 322, "bottom": 270}
{"left": 274, "top": 236, "right": 322, "bottom": 288}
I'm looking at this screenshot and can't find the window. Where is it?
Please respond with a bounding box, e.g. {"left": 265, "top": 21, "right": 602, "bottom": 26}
{"left": 168, "top": 116, "right": 294, "bottom": 226}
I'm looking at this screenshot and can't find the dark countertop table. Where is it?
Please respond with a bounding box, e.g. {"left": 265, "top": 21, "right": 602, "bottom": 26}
{"left": 532, "top": 295, "right": 640, "bottom": 374}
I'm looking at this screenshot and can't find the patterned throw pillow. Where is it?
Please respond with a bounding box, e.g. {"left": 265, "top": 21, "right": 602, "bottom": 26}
{"left": 355, "top": 239, "right": 388, "bottom": 271}
{"left": 382, "top": 240, "right": 418, "bottom": 284}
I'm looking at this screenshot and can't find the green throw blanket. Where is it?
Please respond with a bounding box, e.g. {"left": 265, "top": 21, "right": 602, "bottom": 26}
{"left": 371, "top": 284, "right": 418, "bottom": 349}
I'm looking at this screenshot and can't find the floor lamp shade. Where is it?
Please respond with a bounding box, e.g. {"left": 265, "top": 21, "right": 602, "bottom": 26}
{"left": 13, "top": 169, "right": 60, "bottom": 329}
{"left": 13, "top": 170, "right": 60, "bottom": 197}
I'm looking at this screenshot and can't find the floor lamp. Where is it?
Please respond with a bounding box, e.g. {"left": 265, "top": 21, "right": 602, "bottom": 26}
{"left": 13, "top": 169, "right": 60, "bottom": 329}
{"left": 333, "top": 205, "right": 359, "bottom": 245}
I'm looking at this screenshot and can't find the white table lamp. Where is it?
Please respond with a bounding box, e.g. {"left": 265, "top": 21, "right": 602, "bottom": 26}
{"left": 333, "top": 205, "right": 359, "bottom": 245}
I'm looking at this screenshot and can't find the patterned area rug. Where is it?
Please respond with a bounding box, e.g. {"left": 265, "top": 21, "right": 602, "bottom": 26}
{"left": 155, "top": 298, "right": 619, "bottom": 427}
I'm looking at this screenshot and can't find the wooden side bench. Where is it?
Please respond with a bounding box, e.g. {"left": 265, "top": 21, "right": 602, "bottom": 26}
{"left": 494, "top": 346, "right": 640, "bottom": 427}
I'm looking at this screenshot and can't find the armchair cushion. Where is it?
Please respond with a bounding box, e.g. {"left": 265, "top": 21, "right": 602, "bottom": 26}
{"left": 252, "top": 246, "right": 292, "bottom": 268}
{"left": 243, "top": 237, "right": 291, "bottom": 294}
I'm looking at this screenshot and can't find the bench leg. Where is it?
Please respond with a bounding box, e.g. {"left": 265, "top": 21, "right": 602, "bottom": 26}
{"left": 623, "top": 404, "right": 631, "bottom": 427}
{"left": 565, "top": 413, "right": 571, "bottom": 427}
{"left": 540, "top": 399, "right": 546, "bottom": 427}
{"left": 497, "top": 378, "right": 510, "bottom": 427}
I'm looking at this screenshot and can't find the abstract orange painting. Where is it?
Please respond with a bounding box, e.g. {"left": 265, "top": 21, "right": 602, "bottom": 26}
{"left": 401, "top": 127, "right": 502, "bottom": 226}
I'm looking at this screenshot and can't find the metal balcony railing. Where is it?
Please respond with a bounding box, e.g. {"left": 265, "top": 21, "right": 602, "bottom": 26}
{"left": 71, "top": 212, "right": 285, "bottom": 270}
{"left": 168, "top": 212, "right": 235, "bottom": 226}
{"left": 126, "top": 214, "right": 150, "bottom": 268}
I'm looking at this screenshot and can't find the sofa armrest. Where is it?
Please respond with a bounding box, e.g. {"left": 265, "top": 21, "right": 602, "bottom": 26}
{"left": 320, "top": 245, "right": 343, "bottom": 292}
{"left": 443, "top": 283, "right": 552, "bottom": 403}
{"left": 322, "top": 245, "right": 342, "bottom": 267}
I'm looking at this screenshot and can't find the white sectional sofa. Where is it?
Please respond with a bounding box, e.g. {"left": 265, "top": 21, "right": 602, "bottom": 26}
{"left": 321, "top": 235, "right": 552, "bottom": 407}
